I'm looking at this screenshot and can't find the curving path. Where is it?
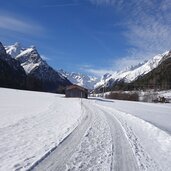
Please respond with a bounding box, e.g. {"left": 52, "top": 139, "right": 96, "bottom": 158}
{"left": 30, "top": 99, "right": 167, "bottom": 171}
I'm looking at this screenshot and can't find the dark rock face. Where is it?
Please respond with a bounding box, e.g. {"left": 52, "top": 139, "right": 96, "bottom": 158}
{"left": 0, "top": 42, "right": 26, "bottom": 89}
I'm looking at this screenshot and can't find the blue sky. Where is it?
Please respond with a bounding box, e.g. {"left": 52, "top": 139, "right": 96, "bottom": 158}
{"left": 1, "top": 0, "right": 171, "bottom": 76}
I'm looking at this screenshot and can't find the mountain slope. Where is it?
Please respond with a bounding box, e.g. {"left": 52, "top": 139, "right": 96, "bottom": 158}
{"left": 0, "top": 42, "right": 26, "bottom": 89}
{"left": 58, "top": 69, "right": 99, "bottom": 89}
{"left": 130, "top": 51, "right": 171, "bottom": 90}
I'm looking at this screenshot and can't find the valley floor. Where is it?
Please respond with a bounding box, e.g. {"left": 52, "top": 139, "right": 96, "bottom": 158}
{"left": 0, "top": 88, "right": 171, "bottom": 171}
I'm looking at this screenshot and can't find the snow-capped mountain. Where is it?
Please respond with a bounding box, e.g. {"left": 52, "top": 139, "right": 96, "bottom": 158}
{"left": 95, "top": 51, "right": 169, "bottom": 89}
{"left": 0, "top": 42, "right": 26, "bottom": 73}
{"left": 15, "top": 47, "right": 46, "bottom": 75}
{"left": 0, "top": 42, "right": 26, "bottom": 89}
{"left": 58, "top": 69, "right": 99, "bottom": 90}
{"left": 5, "top": 43, "right": 99, "bottom": 90}
{"left": 5, "top": 42, "right": 23, "bottom": 58}
{"left": 5, "top": 43, "right": 71, "bottom": 92}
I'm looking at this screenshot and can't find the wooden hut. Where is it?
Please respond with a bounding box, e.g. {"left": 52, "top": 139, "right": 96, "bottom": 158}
{"left": 65, "top": 85, "right": 88, "bottom": 98}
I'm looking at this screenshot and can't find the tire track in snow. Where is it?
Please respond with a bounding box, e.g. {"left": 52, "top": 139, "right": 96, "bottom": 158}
{"left": 65, "top": 101, "right": 112, "bottom": 171}
{"left": 96, "top": 103, "right": 164, "bottom": 171}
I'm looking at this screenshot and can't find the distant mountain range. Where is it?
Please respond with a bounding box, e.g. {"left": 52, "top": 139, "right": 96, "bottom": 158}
{"left": 58, "top": 69, "right": 99, "bottom": 90}
{"left": 95, "top": 51, "right": 171, "bottom": 92}
{"left": 1, "top": 42, "right": 71, "bottom": 93}
{"left": 3, "top": 42, "right": 99, "bottom": 90}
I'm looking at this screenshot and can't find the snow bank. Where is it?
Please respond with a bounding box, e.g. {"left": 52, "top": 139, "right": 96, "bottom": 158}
{"left": 0, "top": 88, "right": 83, "bottom": 171}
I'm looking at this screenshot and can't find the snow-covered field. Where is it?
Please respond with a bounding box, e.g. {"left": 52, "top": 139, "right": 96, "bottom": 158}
{"left": 94, "top": 98, "right": 171, "bottom": 134}
{"left": 0, "top": 88, "right": 171, "bottom": 171}
{"left": 0, "top": 88, "right": 83, "bottom": 171}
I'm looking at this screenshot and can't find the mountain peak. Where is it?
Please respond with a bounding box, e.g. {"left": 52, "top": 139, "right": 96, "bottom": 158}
{"left": 5, "top": 42, "right": 23, "bottom": 58}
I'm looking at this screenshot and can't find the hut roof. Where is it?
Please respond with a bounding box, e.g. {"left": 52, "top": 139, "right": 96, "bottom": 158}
{"left": 66, "top": 85, "right": 88, "bottom": 92}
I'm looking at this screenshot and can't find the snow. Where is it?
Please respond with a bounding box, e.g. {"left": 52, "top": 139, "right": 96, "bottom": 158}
{"left": 5, "top": 42, "right": 23, "bottom": 58}
{"left": 14, "top": 47, "right": 42, "bottom": 74}
{"left": 0, "top": 88, "right": 83, "bottom": 171}
{"left": 16, "top": 48, "right": 34, "bottom": 59}
{"left": 22, "top": 62, "right": 41, "bottom": 74}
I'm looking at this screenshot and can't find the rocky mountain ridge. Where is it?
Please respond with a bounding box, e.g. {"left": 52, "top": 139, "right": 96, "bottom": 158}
{"left": 1, "top": 42, "right": 71, "bottom": 93}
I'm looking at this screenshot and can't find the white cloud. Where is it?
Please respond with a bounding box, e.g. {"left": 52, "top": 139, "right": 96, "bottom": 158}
{"left": 0, "top": 14, "right": 44, "bottom": 35}
{"left": 90, "top": 0, "right": 171, "bottom": 72}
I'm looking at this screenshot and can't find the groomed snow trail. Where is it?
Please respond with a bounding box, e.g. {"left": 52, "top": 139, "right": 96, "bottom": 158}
{"left": 65, "top": 101, "right": 112, "bottom": 171}
{"left": 32, "top": 100, "right": 113, "bottom": 171}
{"left": 65, "top": 100, "right": 140, "bottom": 171}
{"left": 32, "top": 100, "right": 145, "bottom": 171}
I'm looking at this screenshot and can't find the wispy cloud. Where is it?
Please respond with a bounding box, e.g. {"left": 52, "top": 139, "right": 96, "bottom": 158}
{"left": 89, "top": 0, "right": 171, "bottom": 71}
{"left": 79, "top": 64, "right": 114, "bottom": 76}
{"left": 89, "top": 0, "right": 123, "bottom": 6}
{"left": 42, "top": 1, "right": 81, "bottom": 8}
{"left": 0, "top": 13, "right": 44, "bottom": 35}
